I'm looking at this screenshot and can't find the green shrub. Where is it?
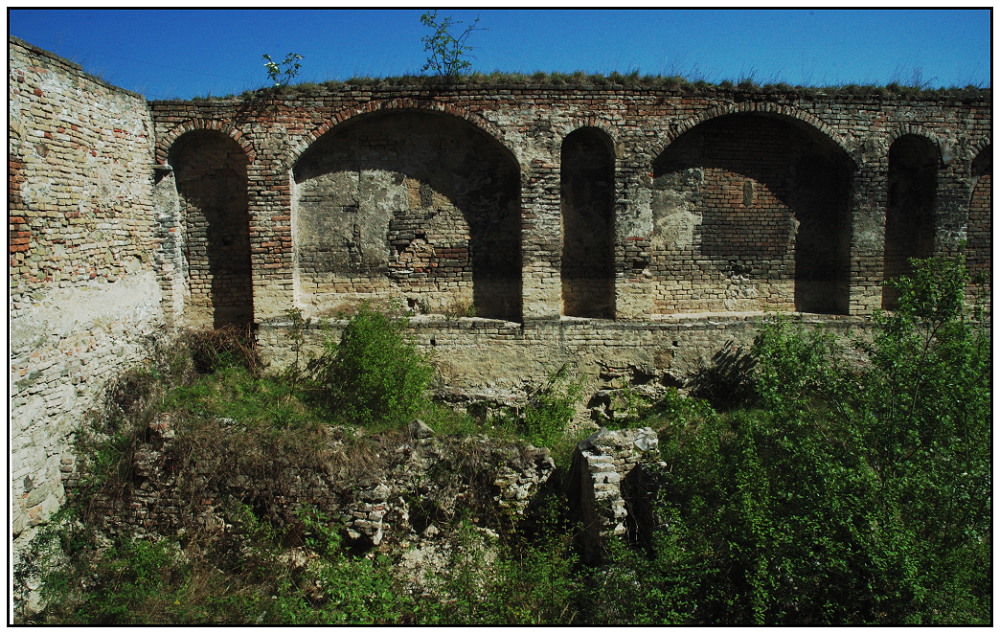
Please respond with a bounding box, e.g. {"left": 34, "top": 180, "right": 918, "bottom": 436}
{"left": 36, "top": 534, "right": 189, "bottom": 625}
{"left": 750, "top": 316, "right": 842, "bottom": 415}
{"left": 643, "top": 408, "right": 893, "bottom": 624}
{"left": 609, "top": 255, "right": 991, "bottom": 625}
{"left": 262, "top": 506, "right": 411, "bottom": 625}
{"left": 642, "top": 387, "right": 716, "bottom": 430}
{"left": 309, "top": 307, "right": 434, "bottom": 429}
{"left": 845, "top": 255, "right": 991, "bottom": 623}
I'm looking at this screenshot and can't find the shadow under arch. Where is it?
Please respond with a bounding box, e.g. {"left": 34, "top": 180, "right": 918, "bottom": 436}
{"left": 882, "top": 134, "right": 939, "bottom": 309}
{"left": 168, "top": 129, "right": 254, "bottom": 328}
{"left": 651, "top": 111, "right": 854, "bottom": 314}
{"left": 293, "top": 109, "right": 522, "bottom": 321}
{"left": 561, "top": 126, "right": 615, "bottom": 318}
{"left": 967, "top": 144, "right": 991, "bottom": 298}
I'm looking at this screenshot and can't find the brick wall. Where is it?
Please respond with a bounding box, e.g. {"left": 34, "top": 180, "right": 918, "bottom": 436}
{"left": 148, "top": 82, "right": 990, "bottom": 328}
{"left": 292, "top": 110, "right": 521, "bottom": 319}
{"left": 9, "top": 37, "right": 167, "bottom": 572}
{"left": 169, "top": 129, "right": 254, "bottom": 327}
{"left": 968, "top": 145, "right": 991, "bottom": 302}
{"left": 650, "top": 113, "right": 852, "bottom": 314}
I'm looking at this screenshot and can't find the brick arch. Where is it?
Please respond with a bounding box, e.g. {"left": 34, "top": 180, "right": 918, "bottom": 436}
{"left": 652, "top": 102, "right": 853, "bottom": 163}
{"left": 290, "top": 103, "right": 524, "bottom": 321}
{"left": 554, "top": 120, "right": 621, "bottom": 158}
{"left": 882, "top": 131, "right": 940, "bottom": 309}
{"left": 156, "top": 120, "right": 256, "bottom": 165}
{"left": 649, "top": 104, "right": 855, "bottom": 315}
{"left": 967, "top": 142, "right": 991, "bottom": 297}
{"left": 168, "top": 128, "right": 254, "bottom": 328}
{"left": 885, "top": 125, "right": 941, "bottom": 158}
{"left": 286, "top": 99, "right": 518, "bottom": 171}
{"left": 968, "top": 137, "right": 992, "bottom": 169}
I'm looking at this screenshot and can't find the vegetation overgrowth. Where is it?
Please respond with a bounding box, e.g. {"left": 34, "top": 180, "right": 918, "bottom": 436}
{"left": 17, "top": 256, "right": 990, "bottom": 624}
{"left": 179, "top": 68, "right": 992, "bottom": 102}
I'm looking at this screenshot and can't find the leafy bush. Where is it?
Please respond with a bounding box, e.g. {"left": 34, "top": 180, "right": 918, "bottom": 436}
{"left": 646, "top": 386, "right": 716, "bottom": 427}
{"left": 750, "top": 317, "right": 843, "bottom": 415}
{"left": 308, "top": 307, "right": 434, "bottom": 429}
{"left": 844, "top": 255, "right": 991, "bottom": 623}
{"left": 264, "top": 506, "right": 411, "bottom": 625}
{"left": 31, "top": 532, "right": 190, "bottom": 625}
{"left": 604, "top": 255, "right": 991, "bottom": 625}
{"left": 420, "top": 10, "right": 483, "bottom": 77}
{"left": 262, "top": 52, "right": 303, "bottom": 88}
{"left": 646, "top": 408, "right": 897, "bottom": 624}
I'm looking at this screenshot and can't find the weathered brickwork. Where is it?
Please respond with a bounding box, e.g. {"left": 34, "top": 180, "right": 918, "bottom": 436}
{"left": 650, "top": 114, "right": 852, "bottom": 314}
{"left": 168, "top": 129, "right": 254, "bottom": 327}
{"left": 968, "top": 144, "right": 992, "bottom": 300}
{"left": 9, "top": 37, "right": 167, "bottom": 568}
{"left": 292, "top": 110, "right": 521, "bottom": 319}
{"left": 146, "top": 79, "right": 990, "bottom": 328}
{"left": 8, "top": 35, "right": 991, "bottom": 591}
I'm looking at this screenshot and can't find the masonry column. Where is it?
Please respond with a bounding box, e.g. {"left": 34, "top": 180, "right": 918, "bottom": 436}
{"left": 613, "top": 150, "right": 654, "bottom": 320}
{"left": 249, "top": 158, "right": 295, "bottom": 322}
{"left": 846, "top": 147, "right": 888, "bottom": 316}
{"left": 520, "top": 158, "right": 562, "bottom": 320}
{"left": 934, "top": 143, "right": 975, "bottom": 256}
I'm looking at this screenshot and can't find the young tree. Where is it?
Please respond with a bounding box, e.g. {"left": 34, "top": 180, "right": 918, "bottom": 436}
{"left": 262, "top": 52, "right": 303, "bottom": 88}
{"left": 420, "top": 10, "right": 483, "bottom": 78}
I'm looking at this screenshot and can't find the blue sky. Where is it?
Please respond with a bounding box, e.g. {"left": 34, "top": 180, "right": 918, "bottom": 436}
{"left": 7, "top": 7, "right": 992, "bottom": 100}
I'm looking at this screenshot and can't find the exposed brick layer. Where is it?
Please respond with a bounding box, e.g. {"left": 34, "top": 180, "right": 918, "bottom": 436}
{"left": 9, "top": 37, "right": 166, "bottom": 574}
{"left": 144, "top": 78, "right": 991, "bottom": 324}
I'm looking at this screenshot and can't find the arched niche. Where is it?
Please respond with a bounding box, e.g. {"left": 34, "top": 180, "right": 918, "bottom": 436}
{"left": 168, "top": 130, "right": 254, "bottom": 328}
{"left": 651, "top": 112, "right": 853, "bottom": 314}
{"left": 561, "top": 127, "right": 615, "bottom": 318}
{"left": 967, "top": 145, "right": 991, "bottom": 297}
{"left": 883, "top": 134, "right": 939, "bottom": 309}
{"left": 293, "top": 110, "right": 522, "bottom": 321}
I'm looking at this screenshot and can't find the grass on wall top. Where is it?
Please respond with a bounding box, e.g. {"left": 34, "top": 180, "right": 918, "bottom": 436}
{"left": 177, "top": 70, "right": 990, "bottom": 103}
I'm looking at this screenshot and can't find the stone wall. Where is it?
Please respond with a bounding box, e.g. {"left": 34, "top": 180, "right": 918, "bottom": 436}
{"left": 144, "top": 82, "right": 990, "bottom": 404}
{"left": 258, "top": 312, "right": 869, "bottom": 416}
{"left": 968, "top": 144, "right": 992, "bottom": 301}
{"left": 149, "top": 82, "right": 990, "bottom": 328}
{"left": 9, "top": 37, "right": 168, "bottom": 569}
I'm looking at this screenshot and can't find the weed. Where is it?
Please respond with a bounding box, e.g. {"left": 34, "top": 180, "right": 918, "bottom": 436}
{"left": 496, "top": 365, "right": 582, "bottom": 448}
{"left": 182, "top": 325, "right": 262, "bottom": 375}
{"left": 420, "top": 10, "right": 484, "bottom": 78}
